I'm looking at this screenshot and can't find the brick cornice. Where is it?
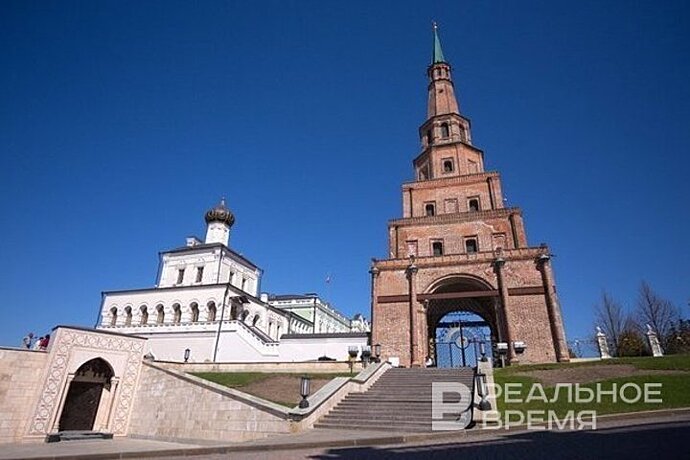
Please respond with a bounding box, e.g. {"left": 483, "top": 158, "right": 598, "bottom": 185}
{"left": 413, "top": 140, "right": 485, "bottom": 165}
{"left": 373, "top": 246, "right": 548, "bottom": 271}
{"left": 388, "top": 207, "right": 522, "bottom": 228}
{"left": 402, "top": 171, "right": 501, "bottom": 190}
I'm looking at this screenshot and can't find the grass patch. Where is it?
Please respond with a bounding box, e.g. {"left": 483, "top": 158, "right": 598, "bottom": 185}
{"left": 190, "top": 372, "right": 353, "bottom": 408}
{"left": 191, "top": 372, "right": 271, "bottom": 388}
{"left": 493, "top": 374, "right": 690, "bottom": 418}
{"left": 497, "top": 354, "right": 690, "bottom": 375}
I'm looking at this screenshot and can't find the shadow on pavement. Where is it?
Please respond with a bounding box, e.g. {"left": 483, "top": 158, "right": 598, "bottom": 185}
{"left": 309, "top": 420, "right": 689, "bottom": 460}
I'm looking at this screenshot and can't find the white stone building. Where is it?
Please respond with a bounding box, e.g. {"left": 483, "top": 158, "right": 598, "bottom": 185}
{"left": 97, "top": 199, "right": 368, "bottom": 362}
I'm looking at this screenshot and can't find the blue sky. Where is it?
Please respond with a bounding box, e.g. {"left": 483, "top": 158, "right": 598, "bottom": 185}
{"left": 1, "top": 1, "right": 689, "bottom": 350}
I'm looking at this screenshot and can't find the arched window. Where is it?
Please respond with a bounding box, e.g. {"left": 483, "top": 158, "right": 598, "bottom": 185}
{"left": 440, "top": 123, "right": 450, "bottom": 138}
{"left": 267, "top": 322, "right": 273, "bottom": 337}
{"left": 173, "top": 304, "right": 181, "bottom": 324}
{"left": 156, "top": 304, "right": 165, "bottom": 324}
{"left": 465, "top": 238, "right": 478, "bottom": 254}
{"left": 190, "top": 302, "right": 199, "bottom": 322}
{"left": 425, "top": 203, "right": 436, "bottom": 217}
{"left": 432, "top": 241, "right": 444, "bottom": 256}
{"left": 124, "top": 306, "right": 132, "bottom": 326}
{"left": 443, "top": 159, "right": 454, "bottom": 173}
{"left": 207, "top": 302, "right": 216, "bottom": 322}
{"left": 241, "top": 309, "right": 250, "bottom": 323}
{"left": 426, "top": 130, "right": 433, "bottom": 146}
{"left": 252, "top": 314, "right": 260, "bottom": 327}
{"left": 109, "top": 307, "right": 118, "bottom": 326}
{"left": 276, "top": 324, "right": 282, "bottom": 339}
{"left": 468, "top": 198, "right": 480, "bottom": 212}
{"left": 459, "top": 125, "right": 466, "bottom": 142}
{"left": 140, "top": 305, "right": 149, "bottom": 325}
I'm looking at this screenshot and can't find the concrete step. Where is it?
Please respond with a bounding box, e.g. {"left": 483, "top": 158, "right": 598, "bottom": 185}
{"left": 314, "top": 421, "right": 433, "bottom": 432}
{"left": 45, "top": 431, "right": 114, "bottom": 443}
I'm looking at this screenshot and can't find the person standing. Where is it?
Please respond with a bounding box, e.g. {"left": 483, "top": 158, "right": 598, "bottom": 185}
{"left": 32, "top": 337, "right": 43, "bottom": 350}
{"left": 21, "top": 332, "right": 34, "bottom": 349}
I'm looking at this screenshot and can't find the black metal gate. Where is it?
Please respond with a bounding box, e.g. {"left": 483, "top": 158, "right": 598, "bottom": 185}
{"left": 434, "top": 312, "right": 492, "bottom": 368}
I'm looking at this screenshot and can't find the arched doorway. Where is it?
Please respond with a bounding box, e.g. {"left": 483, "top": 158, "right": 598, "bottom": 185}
{"left": 425, "top": 275, "right": 501, "bottom": 368}
{"left": 58, "top": 358, "right": 114, "bottom": 432}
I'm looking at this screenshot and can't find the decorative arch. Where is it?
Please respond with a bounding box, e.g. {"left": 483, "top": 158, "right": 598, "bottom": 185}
{"left": 156, "top": 304, "right": 165, "bottom": 324}
{"left": 58, "top": 357, "right": 115, "bottom": 432}
{"left": 206, "top": 301, "right": 217, "bottom": 322}
{"left": 172, "top": 303, "right": 182, "bottom": 324}
{"left": 423, "top": 272, "right": 496, "bottom": 294}
{"left": 109, "top": 307, "right": 118, "bottom": 326}
{"left": 124, "top": 306, "right": 132, "bottom": 326}
{"left": 139, "top": 305, "right": 149, "bottom": 325}
{"left": 190, "top": 302, "right": 199, "bottom": 322}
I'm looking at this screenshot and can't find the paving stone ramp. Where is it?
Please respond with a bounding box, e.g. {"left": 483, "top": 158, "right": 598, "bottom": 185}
{"left": 315, "top": 367, "right": 475, "bottom": 432}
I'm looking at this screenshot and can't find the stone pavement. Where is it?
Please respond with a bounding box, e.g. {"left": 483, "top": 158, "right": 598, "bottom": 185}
{"left": 2, "top": 409, "right": 689, "bottom": 460}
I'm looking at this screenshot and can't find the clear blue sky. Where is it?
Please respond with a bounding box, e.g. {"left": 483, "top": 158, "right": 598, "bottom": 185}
{"left": 1, "top": 1, "right": 689, "bottom": 349}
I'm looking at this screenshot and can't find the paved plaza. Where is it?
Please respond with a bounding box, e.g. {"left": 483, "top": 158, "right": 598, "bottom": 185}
{"left": 0, "top": 410, "right": 688, "bottom": 460}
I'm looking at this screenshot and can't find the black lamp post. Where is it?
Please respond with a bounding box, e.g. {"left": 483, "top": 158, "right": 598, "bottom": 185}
{"left": 361, "top": 346, "right": 371, "bottom": 368}
{"left": 299, "top": 376, "right": 311, "bottom": 408}
{"left": 184, "top": 348, "right": 190, "bottom": 363}
{"left": 476, "top": 372, "right": 492, "bottom": 411}
{"left": 348, "top": 346, "right": 359, "bottom": 374}
{"left": 479, "top": 340, "right": 488, "bottom": 362}
{"left": 373, "top": 343, "right": 381, "bottom": 362}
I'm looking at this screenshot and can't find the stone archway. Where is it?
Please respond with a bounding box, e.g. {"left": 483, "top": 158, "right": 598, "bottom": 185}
{"left": 423, "top": 275, "right": 503, "bottom": 366}
{"left": 58, "top": 358, "right": 114, "bottom": 432}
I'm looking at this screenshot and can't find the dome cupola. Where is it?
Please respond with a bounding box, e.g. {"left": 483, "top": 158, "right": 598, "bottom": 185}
{"left": 204, "top": 198, "right": 235, "bottom": 227}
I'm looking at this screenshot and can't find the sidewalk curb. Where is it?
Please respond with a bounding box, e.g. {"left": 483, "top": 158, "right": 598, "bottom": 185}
{"left": 8, "top": 407, "right": 690, "bottom": 460}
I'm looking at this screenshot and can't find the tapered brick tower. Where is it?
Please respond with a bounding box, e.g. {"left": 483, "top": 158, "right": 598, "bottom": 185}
{"left": 370, "top": 25, "right": 569, "bottom": 366}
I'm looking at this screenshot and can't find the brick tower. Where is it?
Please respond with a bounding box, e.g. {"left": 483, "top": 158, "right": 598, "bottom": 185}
{"left": 370, "top": 25, "right": 569, "bottom": 366}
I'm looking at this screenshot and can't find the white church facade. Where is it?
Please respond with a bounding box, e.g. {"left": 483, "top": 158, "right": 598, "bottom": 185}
{"left": 97, "top": 199, "right": 369, "bottom": 363}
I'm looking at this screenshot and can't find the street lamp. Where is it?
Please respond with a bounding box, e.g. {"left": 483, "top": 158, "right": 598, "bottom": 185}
{"left": 361, "top": 346, "right": 372, "bottom": 368}
{"left": 348, "top": 346, "right": 359, "bottom": 374}
{"left": 184, "top": 348, "right": 191, "bottom": 363}
{"left": 299, "top": 376, "right": 311, "bottom": 408}
{"left": 476, "top": 372, "right": 492, "bottom": 411}
{"left": 373, "top": 343, "right": 382, "bottom": 362}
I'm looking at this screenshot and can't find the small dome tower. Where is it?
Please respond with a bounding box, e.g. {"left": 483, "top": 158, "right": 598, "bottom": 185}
{"left": 204, "top": 198, "right": 235, "bottom": 246}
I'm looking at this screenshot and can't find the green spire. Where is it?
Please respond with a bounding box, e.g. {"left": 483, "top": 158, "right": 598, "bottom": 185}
{"left": 432, "top": 22, "right": 446, "bottom": 64}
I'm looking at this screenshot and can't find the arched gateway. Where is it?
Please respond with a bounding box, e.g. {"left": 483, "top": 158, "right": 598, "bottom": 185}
{"left": 58, "top": 358, "right": 114, "bottom": 432}
{"left": 370, "top": 26, "right": 569, "bottom": 367}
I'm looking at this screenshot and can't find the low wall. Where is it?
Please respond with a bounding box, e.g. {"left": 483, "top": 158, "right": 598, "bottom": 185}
{"left": 127, "top": 361, "right": 390, "bottom": 443}
{"left": 0, "top": 347, "right": 48, "bottom": 444}
{"left": 157, "top": 360, "right": 365, "bottom": 374}
{"left": 128, "top": 362, "right": 292, "bottom": 443}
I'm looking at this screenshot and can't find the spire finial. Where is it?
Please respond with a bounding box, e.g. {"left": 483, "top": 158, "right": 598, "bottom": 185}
{"left": 432, "top": 21, "right": 446, "bottom": 64}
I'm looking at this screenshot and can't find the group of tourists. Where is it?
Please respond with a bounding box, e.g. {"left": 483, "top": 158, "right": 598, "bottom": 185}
{"left": 21, "top": 332, "right": 50, "bottom": 351}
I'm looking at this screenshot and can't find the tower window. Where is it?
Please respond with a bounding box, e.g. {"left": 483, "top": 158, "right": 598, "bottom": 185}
{"left": 440, "top": 123, "right": 450, "bottom": 138}
{"left": 156, "top": 304, "right": 165, "bottom": 324}
{"left": 465, "top": 238, "right": 478, "bottom": 254}
{"left": 426, "top": 130, "right": 433, "bottom": 146}
{"left": 468, "top": 198, "right": 480, "bottom": 212}
{"left": 124, "top": 306, "right": 132, "bottom": 326}
{"left": 443, "top": 159, "right": 454, "bottom": 173}
{"left": 140, "top": 305, "right": 148, "bottom": 325}
{"left": 424, "top": 203, "right": 436, "bottom": 217}
{"left": 432, "top": 241, "right": 444, "bottom": 256}
{"left": 176, "top": 268, "right": 185, "bottom": 284}
{"left": 459, "top": 125, "right": 467, "bottom": 142}
{"left": 195, "top": 266, "right": 204, "bottom": 283}
{"left": 241, "top": 278, "right": 247, "bottom": 291}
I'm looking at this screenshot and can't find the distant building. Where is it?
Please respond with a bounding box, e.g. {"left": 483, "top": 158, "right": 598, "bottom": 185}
{"left": 97, "top": 199, "right": 367, "bottom": 362}
{"left": 265, "top": 293, "right": 369, "bottom": 333}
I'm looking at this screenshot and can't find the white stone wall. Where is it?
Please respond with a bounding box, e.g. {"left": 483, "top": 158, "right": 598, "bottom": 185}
{"left": 0, "top": 348, "right": 48, "bottom": 444}
{"left": 100, "top": 285, "right": 289, "bottom": 340}
{"left": 158, "top": 247, "right": 260, "bottom": 296}
{"left": 279, "top": 335, "right": 369, "bottom": 362}
{"left": 128, "top": 363, "right": 290, "bottom": 443}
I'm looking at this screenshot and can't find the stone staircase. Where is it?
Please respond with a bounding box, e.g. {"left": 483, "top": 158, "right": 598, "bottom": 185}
{"left": 315, "top": 367, "right": 476, "bottom": 432}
